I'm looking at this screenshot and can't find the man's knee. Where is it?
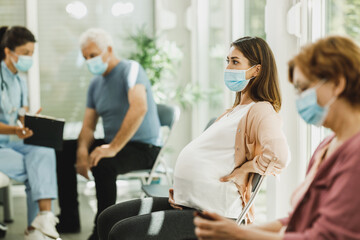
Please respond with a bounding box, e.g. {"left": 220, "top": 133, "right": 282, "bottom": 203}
{"left": 91, "top": 159, "right": 116, "bottom": 179}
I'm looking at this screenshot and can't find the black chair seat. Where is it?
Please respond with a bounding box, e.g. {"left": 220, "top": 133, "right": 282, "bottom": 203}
{"left": 141, "top": 184, "right": 171, "bottom": 198}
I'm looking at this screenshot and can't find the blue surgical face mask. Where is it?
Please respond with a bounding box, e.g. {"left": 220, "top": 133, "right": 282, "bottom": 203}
{"left": 86, "top": 52, "right": 109, "bottom": 75}
{"left": 11, "top": 53, "right": 33, "bottom": 72}
{"left": 224, "top": 65, "right": 256, "bottom": 92}
{"left": 296, "top": 82, "right": 336, "bottom": 126}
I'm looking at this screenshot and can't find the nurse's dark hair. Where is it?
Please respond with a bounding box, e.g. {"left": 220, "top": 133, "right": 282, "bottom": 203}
{"left": 231, "top": 36, "right": 281, "bottom": 112}
{"left": 0, "top": 26, "right": 36, "bottom": 60}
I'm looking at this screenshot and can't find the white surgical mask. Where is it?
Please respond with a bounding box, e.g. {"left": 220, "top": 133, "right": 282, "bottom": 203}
{"left": 86, "top": 51, "right": 109, "bottom": 75}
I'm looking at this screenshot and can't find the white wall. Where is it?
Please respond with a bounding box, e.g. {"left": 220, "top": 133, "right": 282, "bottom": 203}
{"left": 155, "top": 0, "right": 193, "bottom": 168}
{"left": 265, "top": 0, "right": 308, "bottom": 220}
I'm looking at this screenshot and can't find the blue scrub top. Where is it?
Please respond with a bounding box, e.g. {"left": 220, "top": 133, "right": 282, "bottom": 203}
{"left": 0, "top": 61, "right": 28, "bottom": 144}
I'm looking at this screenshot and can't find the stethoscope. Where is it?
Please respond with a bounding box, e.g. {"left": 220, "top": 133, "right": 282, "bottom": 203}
{"left": 0, "top": 62, "right": 24, "bottom": 115}
{"left": 0, "top": 63, "right": 6, "bottom": 92}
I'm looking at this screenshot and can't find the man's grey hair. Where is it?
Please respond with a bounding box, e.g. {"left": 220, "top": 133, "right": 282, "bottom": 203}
{"left": 79, "top": 28, "right": 114, "bottom": 51}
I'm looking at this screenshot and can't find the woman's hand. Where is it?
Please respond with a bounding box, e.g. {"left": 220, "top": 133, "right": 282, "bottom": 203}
{"left": 221, "top": 167, "right": 249, "bottom": 200}
{"left": 168, "top": 188, "right": 183, "bottom": 210}
{"left": 14, "top": 126, "right": 33, "bottom": 139}
{"left": 194, "top": 211, "right": 243, "bottom": 240}
{"left": 35, "top": 107, "right": 42, "bottom": 115}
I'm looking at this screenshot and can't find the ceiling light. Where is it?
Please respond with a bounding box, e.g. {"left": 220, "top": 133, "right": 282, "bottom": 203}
{"left": 66, "top": 1, "right": 87, "bottom": 19}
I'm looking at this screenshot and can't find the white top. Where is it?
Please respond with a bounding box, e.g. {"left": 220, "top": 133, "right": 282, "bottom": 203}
{"left": 173, "top": 102, "right": 255, "bottom": 218}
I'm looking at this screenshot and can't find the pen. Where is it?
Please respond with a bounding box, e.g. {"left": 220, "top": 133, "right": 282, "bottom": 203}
{"left": 16, "top": 120, "right": 26, "bottom": 135}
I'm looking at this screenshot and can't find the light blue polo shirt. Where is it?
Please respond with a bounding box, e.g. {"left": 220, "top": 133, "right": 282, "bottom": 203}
{"left": 0, "top": 61, "right": 28, "bottom": 145}
{"left": 87, "top": 60, "right": 162, "bottom": 146}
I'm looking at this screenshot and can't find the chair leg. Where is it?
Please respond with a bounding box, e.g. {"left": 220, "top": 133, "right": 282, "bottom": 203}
{"left": 141, "top": 177, "right": 147, "bottom": 185}
{"left": 3, "top": 185, "right": 13, "bottom": 223}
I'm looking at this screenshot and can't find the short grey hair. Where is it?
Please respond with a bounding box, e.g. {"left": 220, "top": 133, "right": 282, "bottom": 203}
{"left": 79, "top": 28, "right": 114, "bottom": 51}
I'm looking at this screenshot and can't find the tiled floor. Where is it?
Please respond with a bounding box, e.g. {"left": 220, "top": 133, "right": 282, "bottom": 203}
{"left": 0, "top": 179, "right": 143, "bottom": 240}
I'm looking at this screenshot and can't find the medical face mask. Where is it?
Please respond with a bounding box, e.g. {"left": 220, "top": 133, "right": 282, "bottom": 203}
{"left": 86, "top": 52, "right": 109, "bottom": 75}
{"left": 224, "top": 65, "right": 256, "bottom": 92}
{"left": 296, "top": 82, "right": 336, "bottom": 126}
{"left": 11, "top": 53, "right": 33, "bottom": 72}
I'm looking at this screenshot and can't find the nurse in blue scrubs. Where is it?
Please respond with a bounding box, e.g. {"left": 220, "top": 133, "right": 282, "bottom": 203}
{"left": 0, "top": 26, "right": 60, "bottom": 240}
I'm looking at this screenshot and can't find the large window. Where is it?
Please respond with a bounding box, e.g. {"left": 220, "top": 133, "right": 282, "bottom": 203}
{"left": 0, "top": 0, "right": 26, "bottom": 26}
{"left": 207, "top": 0, "right": 229, "bottom": 118}
{"left": 326, "top": 0, "right": 360, "bottom": 42}
{"left": 37, "top": 0, "right": 154, "bottom": 139}
{"left": 244, "top": 0, "right": 266, "bottom": 39}
{"left": 308, "top": 0, "right": 360, "bottom": 155}
{"left": 206, "top": 0, "right": 267, "bottom": 120}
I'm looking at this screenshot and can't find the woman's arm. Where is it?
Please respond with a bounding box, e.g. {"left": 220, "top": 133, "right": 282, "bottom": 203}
{"left": 242, "top": 103, "right": 290, "bottom": 176}
{"left": 246, "top": 220, "right": 284, "bottom": 233}
{"left": 0, "top": 122, "right": 33, "bottom": 138}
{"left": 194, "top": 211, "right": 284, "bottom": 240}
{"left": 224, "top": 104, "right": 289, "bottom": 186}
{"left": 0, "top": 122, "right": 17, "bottom": 135}
{"left": 251, "top": 109, "right": 289, "bottom": 175}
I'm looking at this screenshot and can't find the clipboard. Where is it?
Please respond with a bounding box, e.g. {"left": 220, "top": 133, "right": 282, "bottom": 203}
{"left": 24, "top": 114, "right": 65, "bottom": 151}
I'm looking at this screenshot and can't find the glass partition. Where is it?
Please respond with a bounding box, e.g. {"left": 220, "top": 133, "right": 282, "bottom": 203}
{"left": 37, "top": 0, "right": 154, "bottom": 139}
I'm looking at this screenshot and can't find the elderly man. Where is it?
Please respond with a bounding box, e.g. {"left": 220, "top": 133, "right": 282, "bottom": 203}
{"left": 56, "top": 28, "right": 162, "bottom": 240}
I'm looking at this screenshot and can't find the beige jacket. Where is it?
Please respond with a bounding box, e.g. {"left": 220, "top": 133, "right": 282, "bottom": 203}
{"left": 218, "top": 101, "right": 289, "bottom": 222}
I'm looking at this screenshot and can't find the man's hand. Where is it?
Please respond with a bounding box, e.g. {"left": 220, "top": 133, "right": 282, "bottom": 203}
{"left": 76, "top": 147, "right": 90, "bottom": 179}
{"left": 14, "top": 126, "right": 33, "bottom": 139}
{"left": 194, "top": 211, "right": 243, "bottom": 240}
{"left": 168, "top": 188, "right": 183, "bottom": 210}
{"left": 89, "top": 144, "right": 118, "bottom": 167}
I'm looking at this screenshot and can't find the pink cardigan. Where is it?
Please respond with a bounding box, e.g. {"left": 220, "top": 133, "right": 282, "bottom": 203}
{"left": 280, "top": 131, "right": 360, "bottom": 240}
{"left": 218, "top": 101, "right": 289, "bottom": 221}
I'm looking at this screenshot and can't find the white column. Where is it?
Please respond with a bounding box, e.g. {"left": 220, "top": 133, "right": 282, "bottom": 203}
{"left": 26, "top": 0, "right": 41, "bottom": 113}
{"left": 265, "top": 0, "right": 308, "bottom": 220}
{"left": 187, "top": 0, "right": 210, "bottom": 138}
{"left": 221, "top": 0, "right": 246, "bottom": 110}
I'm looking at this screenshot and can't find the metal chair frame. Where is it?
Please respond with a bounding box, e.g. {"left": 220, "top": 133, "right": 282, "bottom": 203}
{"left": 236, "top": 173, "right": 266, "bottom": 225}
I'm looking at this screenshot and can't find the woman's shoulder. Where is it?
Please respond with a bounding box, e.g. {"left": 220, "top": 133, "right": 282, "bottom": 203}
{"left": 248, "top": 101, "right": 278, "bottom": 119}
{"left": 339, "top": 131, "right": 360, "bottom": 159}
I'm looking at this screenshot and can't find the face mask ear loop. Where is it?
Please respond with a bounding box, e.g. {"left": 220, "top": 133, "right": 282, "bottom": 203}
{"left": 325, "top": 96, "right": 337, "bottom": 108}
{"left": 101, "top": 48, "right": 111, "bottom": 64}
{"left": 315, "top": 80, "right": 336, "bottom": 108}
{"left": 246, "top": 64, "right": 258, "bottom": 81}
{"left": 9, "top": 51, "right": 18, "bottom": 68}
{"left": 246, "top": 65, "right": 256, "bottom": 71}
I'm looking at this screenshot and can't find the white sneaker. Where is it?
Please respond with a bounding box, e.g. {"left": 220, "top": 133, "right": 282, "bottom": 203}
{"left": 24, "top": 228, "right": 53, "bottom": 240}
{"left": 31, "top": 212, "right": 60, "bottom": 239}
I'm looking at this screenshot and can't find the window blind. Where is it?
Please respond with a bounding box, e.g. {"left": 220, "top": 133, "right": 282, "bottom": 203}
{"left": 0, "top": 0, "right": 26, "bottom": 26}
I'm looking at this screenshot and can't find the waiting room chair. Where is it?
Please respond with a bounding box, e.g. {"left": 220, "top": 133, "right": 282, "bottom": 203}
{"left": 236, "top": 173, "right": 265, "bottom": 225}
{"left": 121, "top": 104, "right": 180, "bottom": 187}
{"left": 0, "top": 171, "right": 13, "bottom": 223}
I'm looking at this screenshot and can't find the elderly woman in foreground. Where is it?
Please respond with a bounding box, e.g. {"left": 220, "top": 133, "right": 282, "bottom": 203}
{"left": 195, "top": 35, "right": 360, "bottom": 240}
